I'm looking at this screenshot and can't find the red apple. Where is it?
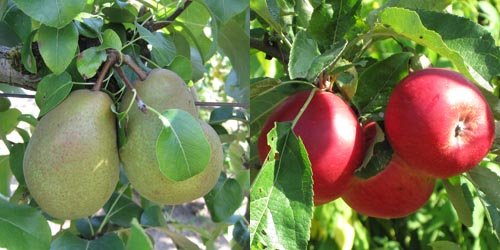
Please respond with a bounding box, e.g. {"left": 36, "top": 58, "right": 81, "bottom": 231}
{"left": 342, "top": 155, "right": 435, "bottom": 218}
{"left": 257, "top": 90, "right": 364, "bottom": 205}
{"left": 385, "top": 68, "right": 495, "bottom": 178}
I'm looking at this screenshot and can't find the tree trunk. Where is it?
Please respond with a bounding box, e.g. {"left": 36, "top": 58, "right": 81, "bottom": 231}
{"left": 0, "top": 45, "right": 40, "bottom": 90}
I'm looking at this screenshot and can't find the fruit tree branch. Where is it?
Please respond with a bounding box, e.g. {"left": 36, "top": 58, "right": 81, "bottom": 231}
{"left": 114, "top": 66, "right": 147, "bottom": 113}
{"left": 149, "top": 0, "right": 193, "bottom": 31}
{"left": 93, "top": 52, "right": 117, "bottom": 91}
{"left": 250, "top": 37, "right": 289, "bottom": 66}
{"left": 0, "top": 45, "right": 40, "bottom": 90}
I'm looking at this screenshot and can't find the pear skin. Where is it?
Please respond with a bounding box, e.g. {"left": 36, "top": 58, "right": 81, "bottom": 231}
{"left": 23, "top": 89, "right": 119, "bottom": 219}
{"left": 120, "top": 69, "right": 223, "bottom": 204}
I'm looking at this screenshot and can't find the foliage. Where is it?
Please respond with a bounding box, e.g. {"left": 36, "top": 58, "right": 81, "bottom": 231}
{"left": 250, "top": 0, "right": 500, "bottom": 249}
{"left": 0, "top": 0, "right": 249, "bottom": 249}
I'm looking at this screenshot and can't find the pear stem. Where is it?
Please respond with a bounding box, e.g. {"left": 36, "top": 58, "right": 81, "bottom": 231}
{"left": 123, "top": 54, "right": 148, "bottom": 81}
{"left": 114, "top": 66, "right": 147, "bottom": 113}
{"left": 93, "top": 52, "right": 117, "bottom": 91}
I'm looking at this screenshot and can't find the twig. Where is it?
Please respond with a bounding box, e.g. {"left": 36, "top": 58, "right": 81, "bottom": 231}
{"left": 195, "top": 101, "right": 248, "bottom": 108}
{"left": 114, "top": 66, "right": 147, "bottom": 113}
{"left": 0, "top": 93, "right": 35, "bottom": 98}
{"left": 150, "top": 0, "right": 193, "bottom": 31}
{"left": 122, "top": 54, "right": 147, "bottom": 80}
{"left": 93, "top": 52, "right": 117, "bottom": 91}
{"left": 250, "top": 37, "right": 289, "bottom": 65}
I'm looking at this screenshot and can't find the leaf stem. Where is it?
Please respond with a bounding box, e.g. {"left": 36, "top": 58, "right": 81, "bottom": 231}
{"left": 96, "top": 183, "right": 130, "bottom": 235}
{"left": 114, "top": 66, "right": 147, "bottom": 113}
{"left": 291, "top": 88, "right": 317, "bottom": 129}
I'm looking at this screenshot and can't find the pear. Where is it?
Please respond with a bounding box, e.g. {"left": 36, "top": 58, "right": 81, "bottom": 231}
{"left": 23, "top": 89, "right": 119, "bottom": 219}
{"left": 120, "top": 69, "right": 223, "bottom": 204}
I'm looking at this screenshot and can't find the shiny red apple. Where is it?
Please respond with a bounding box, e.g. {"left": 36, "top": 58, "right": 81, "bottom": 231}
{"left": 384, "top": 68, "right": 495, "bottom": 178}
{"left": 342, "top": 154, "right": 435, "bottom": 218}
{"left": 257, "top": 90, "right": 364, "bottom": 205}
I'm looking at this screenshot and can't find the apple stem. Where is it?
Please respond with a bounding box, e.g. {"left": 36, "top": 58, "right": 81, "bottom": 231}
{"left": 455, "top": 121, "right": 466, "bottom": 137}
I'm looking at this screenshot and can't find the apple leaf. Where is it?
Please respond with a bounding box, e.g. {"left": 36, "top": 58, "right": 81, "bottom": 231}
{"left": 352, "top": 52, "right": 412, "bottom": 114}
{"left": 443, "top": 179, "right": 474, "bottom": 227}
{"left": 289, "top": 31, "right": 320, "bottom": 79}
{"left": 34, "top": 72, "right": 73, "bottom": 117}
{"left": 466, "top": 162, "right": 500, "bottom": 240}
{"left": 416, "top": 10, "right": 500, "bottom": 83}
{"left": 12, "top": 0, "right": 85, "bottom": 28}
{"left": 0, "top": 201, "right": 51, "bottom": 250}
{"left": 204, "top": 173, "right": 244, "bottom": 222}
{"left": 126, "top": 219, "right": 153, "bottom": 250}
{"left": 306, "top": 40, "right": 348, "bottom": 81}
{"left": 250, "top": 79, "right": 313, "bottom": 136}
{"left": 250, "top": 0, "right": 284, "bottom": 33}
{"left": 250, "top": 122, "right": 313, "bottom": 249}
{"left": 156, "top": 109, "right": 211, "bottom": 181}
{"left": 38, "top": 23, "right": 79, "bottom": 74}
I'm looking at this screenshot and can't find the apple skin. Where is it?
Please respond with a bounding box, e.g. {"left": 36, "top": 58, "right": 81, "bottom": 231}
{"left": 385, "top": 68, "right": 495, "bottom": 178}
{"left": 342, "top": 155, "right": 435, "bottom": 218}
{"left": 257, "top": 90, "right": 364, "bottom": 205}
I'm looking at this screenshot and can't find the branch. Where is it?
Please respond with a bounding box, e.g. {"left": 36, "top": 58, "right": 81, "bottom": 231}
{"left": 122, "top": 54, "right": 147, "bottom": 80}
{"left": 0, "top": 45, "right": 40, "bottom": 90}
{"left": 150, "top": 0, "right": 193, "bottom": 31}
{"left": 114, "top": 66, "right": 147, "bottom": 113}
{"left": 250, "top": 37, "right": 289, "bottom": 66}
{"left": 195, "top": 101, "right": 248, "bottom": 109}
{"left": 93, "top": 52, "right": 117, "bottom": 91}
{"left": 0, "top": 93, "right": 35, "bottom": 98}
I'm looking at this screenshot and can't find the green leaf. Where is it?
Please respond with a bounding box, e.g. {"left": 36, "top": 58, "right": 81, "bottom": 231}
{"left": 156, "top": 109, "right": 211, "bottom": 181}
{"left": 75, "top": 17, "right": 103, "bottom": 39}
{"left": 168, "top": 56, "right": 192, "bottom": 82}
{"left": 140, "top": 205, "right": 166, "bottom": 227}
{"left": 204, "top": 173, "right": 244, "bottom": 222}
{"left": 250, "top": 80, "right": 313, "bottom": 136}
{"left": 416, "top": 10, "right": 500, "bottom": 83}
{"left": 12, "top": 0, "right": 85, "bottom": 28}
{"left": 4, "top": 6, "right": 32, "bottom": 42}
{"left": 0, "top": 97, "right": 10, "bottom": 112}
{"left": 38, "top": 23, "right": 79, "bottom": 74}
{"left": 0, "top": 21, "right": 21, "bottom": 46}
{"left": 218, "top": 17, "right": 249, "bottom": 101}
{"left": 127, "top": 218, "right": 153, "bottom": 250}
{"left": 176, "top": 0, "right": 212, "bottom": 61}
{"left": 0, "top": 201, "right": 51, "bottom": 250}
{"left": 77, "top": 47, "right": 107, "bottom": 79}
{"left": 50, "top": 232, "right": 125, "bottom": 250}
{"left": 155, "top": 227, "right": 201, "bottom": 250}
{"left": 102, "top": 5, "right": 137, "bottom": 23}
{"left": 443, "top": 179, "right": 473, "bottom": 227}
{"left": 250, "top": 122, "right": 313, "bottom": 249}
{"left": 8, "top": 143, "right": 26, "bottom": 186}
{"left": 467, "top": 163, "right": 500, "bottom": 240}
{"left": 136, "top": 23, "right": 176, "bottom": 67}
{"left": 21, "top": 31, "right": 37, "bottom": 74}
{"left": 209, "top": 107, "right": 247, "bottom": 124}
{"left": 0, "top": 156, "right": 11, "bottom": 196}
{"left": 429, "top": 241, "right": 462, "bottom": 250}
{"left": 250, "top": 0, "right": 284, "bottom": 33}
{"left": 307, "top": 0, "right": 362, "bottom": 46}
{"left": 103, "top": 193, "right": 143, "bottom": 227}
{"left": 352, "top": 52, "right": 412, "bottom": 114}
{"left": 233, "top": 217, "right": 250, "bottom": 249}
{"left": 100, "top": 29, "right": 122, "bottom": 50}
{"left": 306, "top": 40, "right": 348, "bottom": 81}
{"left": 0, "top": 108, "right": 21, "bottom": 137}
{"left": 289, "top": 31, "right": 320, "bottom": 79}
{"left": 35, "top": 72, "right": 73, "bottom": 117}
{"left": 206, "top": 0, "right": 248, "bottom": 23}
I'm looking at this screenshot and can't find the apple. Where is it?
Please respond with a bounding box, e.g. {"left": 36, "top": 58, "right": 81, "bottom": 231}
{"left": 385, "top": 68, "right": 495, "bottom": 178}
{"left": 258, "top": 90, "right": 364, "bottom": 205}
{"left": 342, "top": 154, "right": 435, "bottom": 218}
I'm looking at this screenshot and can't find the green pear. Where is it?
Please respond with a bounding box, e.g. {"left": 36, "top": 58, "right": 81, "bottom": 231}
{"left": 120, "top": 69, "right": 223, "bottom": 204}
{"left": 23, "top": 89, "right": 119, "bottom": 219}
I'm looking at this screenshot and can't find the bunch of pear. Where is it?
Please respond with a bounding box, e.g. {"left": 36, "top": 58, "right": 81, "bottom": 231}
{"left": 23, "top": 69, "right": 223, "bottom": 220}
